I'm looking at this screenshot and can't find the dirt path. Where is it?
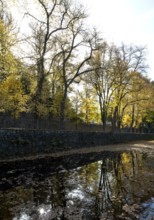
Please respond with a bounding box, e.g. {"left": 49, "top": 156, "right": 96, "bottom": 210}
{"left": 49, "top": 140, "right": 154, "bottom": 157}
{"left": 1, "top": 140, "right": 154, "bottom": 163}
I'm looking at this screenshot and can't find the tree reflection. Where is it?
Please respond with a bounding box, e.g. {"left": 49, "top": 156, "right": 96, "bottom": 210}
{"left": 95, "top": 150, "right": 154, "bottom": 219}
{"left": 0, "top": 150, "right": 154, "bottom": 219}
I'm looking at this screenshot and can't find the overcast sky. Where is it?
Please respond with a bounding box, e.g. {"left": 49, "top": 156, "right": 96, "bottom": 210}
{"left": 83, "top": 0, "right": 154, "bottom": 80}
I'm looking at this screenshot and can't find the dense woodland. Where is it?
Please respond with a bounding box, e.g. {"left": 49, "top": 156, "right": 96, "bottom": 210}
{"left": 0, "top": 0, "right": 154, "bottom": 131}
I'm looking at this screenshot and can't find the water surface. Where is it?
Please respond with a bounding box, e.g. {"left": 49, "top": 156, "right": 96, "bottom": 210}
{"left": 0, "top": 147, "right": 154, "bottom": 220}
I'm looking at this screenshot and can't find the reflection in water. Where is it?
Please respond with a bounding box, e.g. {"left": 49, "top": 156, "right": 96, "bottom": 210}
{"left": 0, "top": 149, "right": 154, "bottom": 220}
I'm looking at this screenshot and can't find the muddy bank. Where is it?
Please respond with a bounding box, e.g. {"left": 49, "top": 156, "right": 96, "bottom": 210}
{"left": 0, "top": 129, "right": 154, "bottom": 161}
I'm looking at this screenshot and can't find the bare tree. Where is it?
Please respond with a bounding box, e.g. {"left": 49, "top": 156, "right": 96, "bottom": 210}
{"left": 111, "top": 43, "right": 148, "bottom": 131}
{"left": 25, "top": 0, "right": 77, "bottom": 100}
{"left": 55, "top": 28, "right": 100, "bottom": 128}
{"left": 89, "top": 43, "right": 118, "bottom": 131}
{"left": 24, "top": 0, "right": 100, "bottom": 128}
{"left": 88, "top": 42, "right": 148, "bottom": 132}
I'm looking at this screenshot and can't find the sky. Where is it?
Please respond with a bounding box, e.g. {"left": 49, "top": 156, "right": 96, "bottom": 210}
{"left": 82, "top": 0, "right": 154, "bottom": 80}
{"left": 9, "top": 0, "right": 154, "bottom": 80}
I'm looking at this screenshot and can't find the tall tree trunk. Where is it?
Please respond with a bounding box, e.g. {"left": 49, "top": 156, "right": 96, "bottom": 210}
{"left": 112, "top": 106, "right": 118, "bottom": 132}
{"left": 35, "top": 57, "right": 45, "bottom": 100}
{"left": 60, "top": 88, "right": 67, "bottom": 130}
{"left": 98, "top": 96, "right": 106, "bottom": 131}
{"left": 130, "top": 104, "right": 135, "bottom": 132}
{"left": 102, "top": 106, "right": 107, "bottom": 132}
{"left": 117, "top": 116, "right": 122, "bottom": 131}
{"left": 33, "top": 58, "right": 45, "bottom": 129}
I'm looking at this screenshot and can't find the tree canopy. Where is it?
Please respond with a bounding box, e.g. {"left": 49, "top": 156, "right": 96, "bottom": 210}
{"left": 0, "top": 0, "right": 154, "bottom": 131}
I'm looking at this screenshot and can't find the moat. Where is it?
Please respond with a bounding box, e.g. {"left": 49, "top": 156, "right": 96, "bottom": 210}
{"left": 0, "top": 142, "right": 154, "bottom": 220}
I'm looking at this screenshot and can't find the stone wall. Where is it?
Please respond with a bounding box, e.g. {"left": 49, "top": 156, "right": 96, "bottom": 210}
{"left": 0, "top": 129, "right": 154, "bottom": 160}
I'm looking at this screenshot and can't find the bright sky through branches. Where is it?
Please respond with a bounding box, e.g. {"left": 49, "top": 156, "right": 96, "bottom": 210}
{"left": 10, "top": 0, "right": 154, "bottom": 80}
{"left": 83, "top": 0, "right": 154, "bottom": 80}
